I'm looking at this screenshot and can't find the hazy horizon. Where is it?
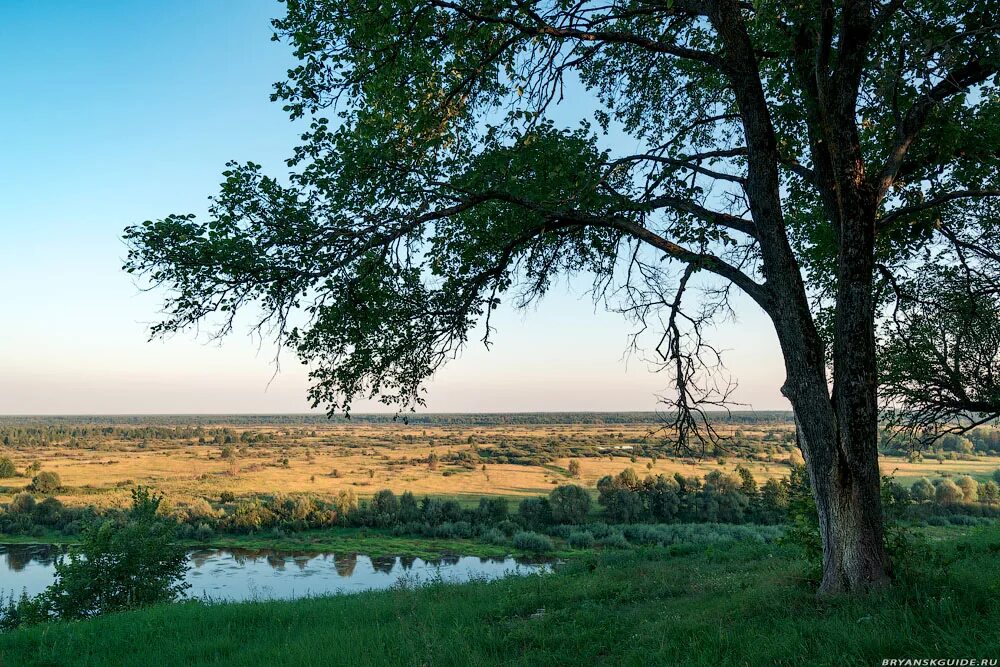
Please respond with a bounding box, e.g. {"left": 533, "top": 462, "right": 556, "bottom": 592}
{"left": 0, "top": 0, "right": 790, "bottom": 415}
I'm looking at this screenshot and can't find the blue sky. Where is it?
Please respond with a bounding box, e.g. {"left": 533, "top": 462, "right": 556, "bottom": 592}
{"left": 0, "top": 0, "right": 787, "bottom": 414}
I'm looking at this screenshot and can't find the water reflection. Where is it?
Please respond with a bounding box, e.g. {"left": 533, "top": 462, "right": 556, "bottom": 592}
{"left": 0, "top": 544, "right": 550, "bottom": 602}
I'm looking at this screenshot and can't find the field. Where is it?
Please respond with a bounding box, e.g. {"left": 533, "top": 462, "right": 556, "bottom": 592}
{"left": 2, "top": 415, "right": 1000, "bottom": 664}
{"left": 2, "top": 523, "right": 999, "bottom": 666}
{"left": 0, "top": 415, "right": 997, "bottom": 512}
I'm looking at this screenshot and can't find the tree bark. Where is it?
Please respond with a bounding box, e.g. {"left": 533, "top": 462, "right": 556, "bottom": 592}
{"left": 761, "top": 197, "right": 892, "bottom": 593}
{"left": 769, "top": 244, "right": 893, "bottom": 593}
{"left": 775, "top": 320, "right": 893, "bottom": 594}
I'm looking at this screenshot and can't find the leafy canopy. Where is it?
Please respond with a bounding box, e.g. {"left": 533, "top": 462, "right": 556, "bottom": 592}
{"left": 125, "top": 0, "right": 1000, "bottom": 435}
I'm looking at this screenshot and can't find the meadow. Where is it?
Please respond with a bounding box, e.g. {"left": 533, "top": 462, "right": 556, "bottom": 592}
{"left": 0, "top": 414, "right": 996, "bottom": 514}
{"left": 1, "top": 415, "right": 999, "bottom": 664}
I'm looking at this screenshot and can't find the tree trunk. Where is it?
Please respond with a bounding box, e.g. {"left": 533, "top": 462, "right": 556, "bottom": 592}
{"left": 783, "top": 356, "right": 893, "bottom": 594}
{"left": 812, "top": 450, "right": 892, "bottom": 593}
{"left": 771, "top": 272, "right": 893, "bottom": 594}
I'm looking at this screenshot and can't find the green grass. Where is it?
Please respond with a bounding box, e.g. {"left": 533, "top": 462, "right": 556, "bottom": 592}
{"left": 196, "top": 528, "right": 528, "bottom": 559}
{"left": 0, "top": 528, "right": 543, "bottom": 560}
{"left": 3, "top": 525, "right": 1000, "bottom": 666}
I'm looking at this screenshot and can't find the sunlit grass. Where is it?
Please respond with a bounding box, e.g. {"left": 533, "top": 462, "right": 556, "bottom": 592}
{"left": 2, "top": 524, "right": 999, "bottom": 666}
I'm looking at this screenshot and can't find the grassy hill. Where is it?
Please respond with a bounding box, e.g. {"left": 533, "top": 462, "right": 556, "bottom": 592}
{"left": 2, "top": 525, "right": 998, "bottom": 666}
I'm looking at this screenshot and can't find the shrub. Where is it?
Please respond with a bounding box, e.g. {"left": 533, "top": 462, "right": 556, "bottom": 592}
{"left": 548, "top": 484, "right": 591, "bottom": 524}
{"left": 496, "top": 519, "right": 519, "bottom": 536}
{"left": 10, "top": 493, "right": 36, "bottom": 514}
{"left": 935, "top": 479, "right": 964, "bottom": 504}
{"left": 33, "top": 497, "right": 63, "bottom": 526}
{"left": 372, "top": 489, "right": 400, "bottom": 526}
{"left": 224, "top": 499, "right": 278, "bottom": 533}
{"left": 948, "top": 515, "right": 981, "bottom": 526}
{"left": 910, "top": 478, "right": 935, "bottom": 503}
{"left": 517, "top": 497, "right": 552, "bottom": 527}
{"left": 194, "top": 523, "right": 214, "bottom": 540}
{"left": 598, "top": 532, "right": 630, "bottom": 549}
{"left": 0, "top": 457, "right": 17, "bottom": 478}
{"left": 481, "top": 528, "right": 507, "bottom": 545}
{"left": 30, "top": 471, "right": 61, "bottom": 494}
{"left": 956, "top": 476, "right": 979, "bottom": 503}
{"left": 0, "top": 487, "right": 189, "bottom": 629}
{"left": 512, "top": 531, "right": 554, "bottom": 553}
{"left": 475, "top": 497, "right": 509, "bottom": 524}
{"left": 219, "top": 491, "right": 236, "bottom": 503}
{"left": 567, "top": 530, "right": 595, "bottom": 548}
{"left": 982, "top": 480, "right": 1000, "bottom": 505}
{"left": 180, "top": 498, "right": 218, "bottom": 523}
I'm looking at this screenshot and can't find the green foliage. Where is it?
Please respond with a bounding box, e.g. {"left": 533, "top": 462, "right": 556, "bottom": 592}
{"left": 780, "top": 465, "right": 821, "bottom": 573}
{"left": 511, "top": 531, "right": 553, "bottom": 553}
{"left": 982, "top": 480, "right": 1000, "bottom": 505}
{"left": 567, "top": 530, "right": 595, "bottom": 549}
{"left": 516, "top": 497, "right": 551, "bottom": 527}
{"left": 936, "top": 479, "right": 964, "bottom": 504}
{"left": 910, "top": 478, "right": 935, "bottom": 503}
{"left": 29, "top": 471, "right": 61, "bottom": 494}
{"left": 955, "top": 475, "right": 979, "bottom": 503}
{"left": 0, "top": 487, "right": 189, "bottom": 629}
{"left": 9, "top": 493, "right": 35, "bottom": 514}
{"left": 547, "top": 485, "right": 591, "bottom": 524}
{"left": 0, "top": 457, "right": 17, "bottom": 478}
{"left": 4, "top": 531, "right": 1000, "bottom": 665}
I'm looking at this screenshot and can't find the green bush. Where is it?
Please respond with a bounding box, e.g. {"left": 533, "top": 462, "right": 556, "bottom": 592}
{"left": 0, "top": 487, "right": 189, "bottom": 629}
{"left": 548, "top": 485, "right": 591, "bottom": 524}
{"left": 0, "top": 457, "right": 17, "bottom": 478}
{"left": 935, "top": 479, "right": 964, "bottom": 504}
{"left": 194, "top": 523, "right": 214, "bottom": 540}
{"left": 956, "top": 476, "right": 979, "bottom": 503}
{"left": 910, "top": 478, "right": 935, "bottom": 502}
{"left": 30, "top": 471, "right": 61, "bottom": 494}
{"left": 481, "top": 528, "right": 507, "bottom": 545}
{"left": 512, "top": 531, "right": 554, "bottom": 553}
{"left": 33, "top": 497, "right": 63, "bottom": 526}
{"left": 9, "top": 493, "right": 36, "bottom": 514}
{"left": 598, "top": 532, "right": 630, "bottom": 549}
{"left": 567, "top": 531, "right": 595, "bottom": 548}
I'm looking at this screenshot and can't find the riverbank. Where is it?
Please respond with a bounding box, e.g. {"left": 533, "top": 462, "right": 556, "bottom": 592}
{"left": 0, "top": 527, "right": 557, "bottom": 560}
{"left": 2, "top": 524, "right": 999, "bottom": 665}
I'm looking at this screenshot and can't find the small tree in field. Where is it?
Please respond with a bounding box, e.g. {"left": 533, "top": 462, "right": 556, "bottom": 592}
{"left": 981, "top": 480, "right": 1000, "bottom": 505}
{"left": 935, "top": 479, "right": 964, "bottom": 505}
{"left": 567, "top": 459, "right": 581, "bottom": 478}
{"left": 955, "top": 476, "right": 979, "bottom": 503}
{"left": 30, "top": 471, "right": 61, "bottom": 494}
{"left": 0, "top": 457, "right": 17, "bottom": 478}
{"left": 548, "top": 484, "right": 592, "bottom": 524}
{"left": 910, "top": 478, "right": 935, "bottom": 503}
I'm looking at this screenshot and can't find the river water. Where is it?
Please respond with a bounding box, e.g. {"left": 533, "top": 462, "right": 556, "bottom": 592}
{"left": 0, "top": 544, "right": 550, "bottom": 602}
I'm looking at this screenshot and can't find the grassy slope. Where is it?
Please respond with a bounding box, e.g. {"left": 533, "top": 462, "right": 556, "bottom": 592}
{"left": 3, "top": 526, "right": 1000, "bottom": 666}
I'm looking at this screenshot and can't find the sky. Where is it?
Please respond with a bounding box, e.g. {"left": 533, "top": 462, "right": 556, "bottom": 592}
{"left": 0, "top": 0, "right": 789, "bottom": 415}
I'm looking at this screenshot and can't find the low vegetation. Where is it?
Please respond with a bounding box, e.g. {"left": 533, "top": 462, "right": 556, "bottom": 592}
{"left": 2, "top": 525, "right": 999, "bottom": 665}
{"left": 0, "top": 487, "right": 188, "bottom": 629}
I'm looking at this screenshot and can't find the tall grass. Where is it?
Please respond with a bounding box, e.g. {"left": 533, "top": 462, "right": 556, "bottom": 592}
{"left": 2, "top": 525, "right": 1000, "bottom": 666}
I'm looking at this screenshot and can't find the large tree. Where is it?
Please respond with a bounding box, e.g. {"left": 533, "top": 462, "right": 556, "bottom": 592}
{"left": 124, "top": 0, "right": 1000, "bottom": 593}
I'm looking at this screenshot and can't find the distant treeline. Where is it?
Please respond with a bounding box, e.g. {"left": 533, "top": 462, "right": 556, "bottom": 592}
{"left": 0, "top": 412, "right": 796, "bottom": 428}
{"left": 0, "top": 425, "right": 276, "bottom": 448}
